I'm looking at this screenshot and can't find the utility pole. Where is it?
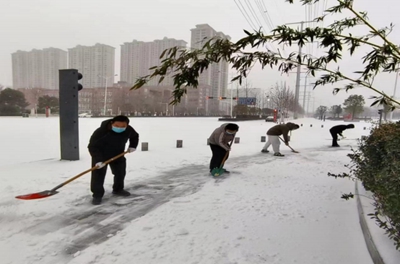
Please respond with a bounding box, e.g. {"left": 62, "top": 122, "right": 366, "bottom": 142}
{"left": 299, "top": 85, "right": 314, "bottom": 116}
{"left": 303, "top": 75, "right": 308, "bottom": 112}
{"left": 293, "top": 21, "right": 303, "bottom": 119}
{"left": 206, "top": 97, "right": 209, "bottom": 116}
{"left": 306, "top": 92, "right": 312, "bottom": 116}
{"left": 288, "top": 70, "right": 307, "bottom": 116}
{"left": 229, "top": 72, "right": 234, "bottom": 117}
{"left": 313, "top": 98, "right": 317, "bottom": 114}
{"left": 98, "top": 74, "right": 117, "bottom": 116}
{"left": 285, "top": 20, "right": 315, "bottom": 119}
{"left": 390, "top": 72, "right": 399, "bottom": 120}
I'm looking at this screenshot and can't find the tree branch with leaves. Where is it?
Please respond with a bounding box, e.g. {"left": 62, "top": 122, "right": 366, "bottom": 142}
{"left": 131, "top": 0, "right": 400, "bottom": 110}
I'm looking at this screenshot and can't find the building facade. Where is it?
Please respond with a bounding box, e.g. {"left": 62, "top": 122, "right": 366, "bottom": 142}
{"left": 120, "top": 37, "right": 187, "bottom": 86}
{"left": 12, "top": 48, "right": 67, "bottom": 89}
{"left": 68, "top": 43, "right": 115, "bottom": 89}
{"left": 190, "top": 24, "right": 230, "bottom": 113}
{"left": 17, "top": 85, "right": 206, "bottom": 116}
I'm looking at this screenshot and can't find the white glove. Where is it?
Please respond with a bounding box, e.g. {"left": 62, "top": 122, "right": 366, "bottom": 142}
{"left": 128, "top": 147, "right": 136, "bottom": 153}
{"left": 95, "top": 162, "right": 105, "bottom": 169}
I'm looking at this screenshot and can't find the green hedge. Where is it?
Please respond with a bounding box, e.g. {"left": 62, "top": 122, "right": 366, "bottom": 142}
{"left": 332, "top": 122, "right": 400, "bottom": 250}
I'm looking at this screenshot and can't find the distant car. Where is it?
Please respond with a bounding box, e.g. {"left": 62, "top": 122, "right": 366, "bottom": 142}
{"left": 265, "top": 116, "right": 275, "bottom": 122}
{"left": 79, "top": 113, "right": 92, "bottom": 118}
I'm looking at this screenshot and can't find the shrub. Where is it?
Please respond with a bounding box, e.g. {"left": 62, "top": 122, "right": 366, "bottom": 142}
{"left": 329, "top": 122, "right": 400, "bottom": 250}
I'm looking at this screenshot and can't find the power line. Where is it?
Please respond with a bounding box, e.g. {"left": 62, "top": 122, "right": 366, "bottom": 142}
{"left": 257, "top": 0, "right": 275, "bottom": 30}
{"left": 233, "top": 0, "right": 299, "bottom": 92}
{"left": 234, "top": 0, "right": 257, "bottom": 30}
{"left": 236, "top": 0, "right": 258, "bottom": 30}
{"left": 263, "top": 0, "right": 283, "bottom": 25}
{"left": 244, "top": 0, "right": 264, "bottom": 30}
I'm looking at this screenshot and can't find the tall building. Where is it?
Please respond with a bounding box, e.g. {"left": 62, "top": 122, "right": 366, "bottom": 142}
{"left": 190, "top": 24, "right": 230, "bottom": 112}
{"left": 68, "top": 43, "right": 115, "bottom": 88}
{"left": 12, "top": 48, "right": 67, "bottom": 89}
{"left": 120, "top": 37, "right": 187, "bottom": 86}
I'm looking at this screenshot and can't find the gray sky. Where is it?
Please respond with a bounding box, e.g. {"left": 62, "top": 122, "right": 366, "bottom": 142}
{"left": 1, "top": 0, "right": 399, "bottom": 108}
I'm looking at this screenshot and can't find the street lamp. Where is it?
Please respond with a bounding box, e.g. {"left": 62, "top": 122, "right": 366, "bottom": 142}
{"left": 98, "top": 74, "right": 118, "bottom": 116}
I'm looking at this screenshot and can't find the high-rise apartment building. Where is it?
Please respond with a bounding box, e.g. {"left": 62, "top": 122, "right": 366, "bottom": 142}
{"left": 190, "top": 24, "right": 230, "bottom": 112}
{"left": 68, "top": 43, "right": 115, "bottom": 88}
{"left": 12, "top": 48, "right": 67, "bottom": 89}
{"left": 120, "top": 37, "right": 187, "bottom": 86}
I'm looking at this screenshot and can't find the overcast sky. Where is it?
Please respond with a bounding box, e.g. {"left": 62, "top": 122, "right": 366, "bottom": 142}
{"left": 1, "top": 0, "right": 399, "bottom": 108}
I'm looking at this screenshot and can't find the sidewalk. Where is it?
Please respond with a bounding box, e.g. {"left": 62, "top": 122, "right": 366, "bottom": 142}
{"left": 356, "top": 181, "right": 400, "bottom": 264}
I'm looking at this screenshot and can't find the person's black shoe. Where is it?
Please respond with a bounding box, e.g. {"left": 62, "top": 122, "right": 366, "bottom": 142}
{"left": 112, "top": 190, "right": 131, "bottom": 197}
{"left": 332, "top": 145, "right": 340, "bottom": 147}
{"left": 261, "top": 149, "right": 269, "bottom": 153}
{"left": 92, "top": 197, "right": 102, "bottom": 205}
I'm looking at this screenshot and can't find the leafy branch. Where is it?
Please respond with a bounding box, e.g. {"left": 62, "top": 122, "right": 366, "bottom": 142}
{"left": 131, "top": 0, "right": 400, "bottom": 108}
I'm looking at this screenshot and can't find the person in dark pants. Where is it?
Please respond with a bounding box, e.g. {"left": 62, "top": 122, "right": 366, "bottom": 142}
{"left": 329, "top": 124, "right": 354, "bottom": 147}
{"left": 207, "top": 123, "right": 239, "bottom": 174}
{"left": 88, "top": 115, "right": 139, "bottom": 205}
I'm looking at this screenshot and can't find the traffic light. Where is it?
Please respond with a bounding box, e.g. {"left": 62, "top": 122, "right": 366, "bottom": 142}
{"left": 59, "top": 69, "right": 83, "bottom": 92}
{"left": 77, "top": 72, "right": 83, "bottom": 91}
{"left": 274, "top": 109, "right": 277, "bottom": 113}
{"left": 59, "top": 69, "right": 83, "bottom": 161}
{"left": 378, "top": 109, "right": 383, "bottom": 114}
{"left": 206, "top": 96, "right": 214, "bottom": 99}
{"left": 219, "top": 97, "right": 227, "bottom": 100}
{"left": 232, "top": 97, "right": 238, "bottom": 100}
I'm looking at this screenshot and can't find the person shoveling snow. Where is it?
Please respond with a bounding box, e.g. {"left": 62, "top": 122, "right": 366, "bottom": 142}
{"left": 207, "top": 123, "right": 239, "bottom": 176}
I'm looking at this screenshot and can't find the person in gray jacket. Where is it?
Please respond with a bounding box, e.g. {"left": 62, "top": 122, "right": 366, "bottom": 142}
{"left": 208, "top": 123, "right": 239, "bottom": 174}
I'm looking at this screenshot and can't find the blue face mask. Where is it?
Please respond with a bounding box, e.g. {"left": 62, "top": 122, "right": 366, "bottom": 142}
{"left": 112, "top": 126, "right": 126, "bottom": 133}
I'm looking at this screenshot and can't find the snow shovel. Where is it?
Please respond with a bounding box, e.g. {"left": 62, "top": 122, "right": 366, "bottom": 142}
{"left": 211, "top": 140, "right": 234, "bottom": 177}
{"left": 279, "top": 137, "right": 299, "bottom": 153}
{"left": 15, "top": 151, "right": 129, "bottom": 200}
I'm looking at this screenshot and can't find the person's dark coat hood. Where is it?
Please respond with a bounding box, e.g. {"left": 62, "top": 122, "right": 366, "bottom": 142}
{"left": 286, "top": 122, "right": 300, "bottom": 130}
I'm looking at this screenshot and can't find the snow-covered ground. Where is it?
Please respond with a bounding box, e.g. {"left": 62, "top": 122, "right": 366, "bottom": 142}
{"left": 0, "top": 116, "right": 398, "bottom": 264}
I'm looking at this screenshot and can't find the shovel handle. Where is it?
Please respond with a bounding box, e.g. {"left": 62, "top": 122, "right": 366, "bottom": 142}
{"left": 50, "top": 151, "right": 129, "bottom": 192}
{"left": 219, "top": 139, "right": 234, "bottom": 169}
{"left": 279, "top": 137, "right": 299, "bottom": 153}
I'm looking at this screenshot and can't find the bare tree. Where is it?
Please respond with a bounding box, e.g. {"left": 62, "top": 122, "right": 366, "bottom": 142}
{"left": 269, "top": 82, "right": 303, "bottom": 118}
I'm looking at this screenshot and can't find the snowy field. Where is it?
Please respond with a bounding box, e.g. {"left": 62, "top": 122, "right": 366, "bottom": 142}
{"left": 0, "top": 116, "right": 398, "bottom": 264}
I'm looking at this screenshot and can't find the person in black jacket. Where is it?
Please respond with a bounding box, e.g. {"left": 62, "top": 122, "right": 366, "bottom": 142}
{"left": 88, "top": 115, "right": 139, "bottom": 205}
{"left": 329, "top": 124, "right": 354, "bottom": 147}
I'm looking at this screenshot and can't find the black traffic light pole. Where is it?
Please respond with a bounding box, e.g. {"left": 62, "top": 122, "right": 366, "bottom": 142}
{"left": 59, "top": 69, "right": 82, "bottom": 161}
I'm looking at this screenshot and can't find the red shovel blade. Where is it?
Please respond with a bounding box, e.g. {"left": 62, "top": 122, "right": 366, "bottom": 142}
{"left": 15, "top": 190, "right": 58, "bottom": 200}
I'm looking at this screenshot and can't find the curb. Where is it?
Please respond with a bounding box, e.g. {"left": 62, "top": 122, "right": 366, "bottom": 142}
{"left": 355, "top": 181, "right": 385, "bottom": 264}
